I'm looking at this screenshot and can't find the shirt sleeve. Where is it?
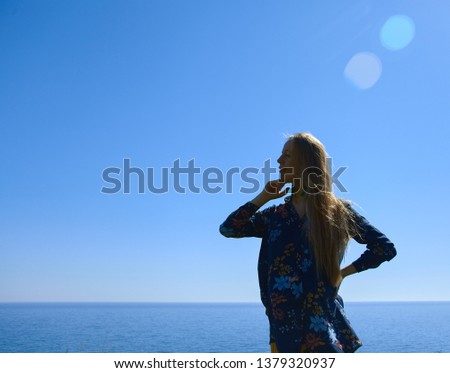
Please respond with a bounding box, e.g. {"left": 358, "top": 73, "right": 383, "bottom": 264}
{"left": 348, "top": 206, "right": 397, "bottom": 273}
{"left": 219, "top": 202, "right": 268, "bottom": 238}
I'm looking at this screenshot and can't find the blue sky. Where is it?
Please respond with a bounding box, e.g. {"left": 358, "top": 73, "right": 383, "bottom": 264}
{"left": 1, "top": 0, "right": 450, "bottom": 302}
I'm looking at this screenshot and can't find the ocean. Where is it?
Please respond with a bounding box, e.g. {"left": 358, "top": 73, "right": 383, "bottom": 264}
{"left": 0, "top": 302, "right": 449, "bottom": 353}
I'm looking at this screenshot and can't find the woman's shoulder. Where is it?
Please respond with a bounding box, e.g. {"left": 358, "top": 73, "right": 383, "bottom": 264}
{"left": 337, "top": 197, "right": 358, "bottom": 214}
{"left": 337, "top": 197, "right": 352, "bottom": 208}
{"left": 259, "top": 203, "right": 283, "bottom": 214}
{"left": 257, "top": 198, "right": 293, "bottom": 225}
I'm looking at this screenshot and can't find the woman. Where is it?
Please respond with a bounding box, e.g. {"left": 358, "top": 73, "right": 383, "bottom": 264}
{"left": 219, "top": 132, "right": 397, "bottom": 353}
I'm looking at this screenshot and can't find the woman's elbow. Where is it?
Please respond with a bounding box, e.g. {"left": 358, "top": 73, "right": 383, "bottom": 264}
{"left": 219, "top": 223, "right": 235, "bottom": 238}
{"left": 386, "top": 243, "right": 397, "bottom": 261}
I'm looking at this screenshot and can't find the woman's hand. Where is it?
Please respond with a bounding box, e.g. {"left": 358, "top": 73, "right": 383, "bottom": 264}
{"left": 250, "top": 180, "right": 290, "bottom": 208}
{"left": 263, "top": 180, "right": 290, "bottom": 200}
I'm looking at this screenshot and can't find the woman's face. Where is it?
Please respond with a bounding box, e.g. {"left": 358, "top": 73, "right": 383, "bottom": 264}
{"left": 277, "top": 140, "right": 299, "bottom": 183}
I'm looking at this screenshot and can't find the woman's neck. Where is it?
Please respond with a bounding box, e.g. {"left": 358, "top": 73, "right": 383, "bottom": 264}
{"left": 291, "top": 193, "right": 307, "bottom": 204}
{"left": 291, "top": 191, "right": 307, "bottom": 218}
{"left": 291, "top": 183, "right": 306, "bottom": 203}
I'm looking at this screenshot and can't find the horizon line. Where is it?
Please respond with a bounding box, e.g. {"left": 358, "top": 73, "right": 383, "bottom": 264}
{"left": 1, "top": 300, "right": 450, "bottom": 304}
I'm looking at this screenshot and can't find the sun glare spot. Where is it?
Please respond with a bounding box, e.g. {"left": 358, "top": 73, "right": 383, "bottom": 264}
{"left": 344, "top": 52, "right": 382, "bottom": 90}
{"left": 380, "top": 15, "right": 415, "bottom": 51}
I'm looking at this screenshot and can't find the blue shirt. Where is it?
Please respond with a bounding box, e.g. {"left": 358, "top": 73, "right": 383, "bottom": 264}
{"left": 220, "top": 197, "right": 397, "bottom": 352}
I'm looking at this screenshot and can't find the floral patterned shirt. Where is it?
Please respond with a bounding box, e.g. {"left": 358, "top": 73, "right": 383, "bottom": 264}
{"left": 219, "top": 197, "right": 397, "bottom": 353}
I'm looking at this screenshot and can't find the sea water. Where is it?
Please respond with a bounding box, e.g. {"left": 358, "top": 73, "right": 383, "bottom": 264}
{"left": 0, "top": 302, "right": 448, "bottom": 353}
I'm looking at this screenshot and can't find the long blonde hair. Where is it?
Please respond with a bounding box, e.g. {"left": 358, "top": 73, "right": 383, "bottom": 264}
{"left": 289, "top": 133, "right": 357, "bottom": 286}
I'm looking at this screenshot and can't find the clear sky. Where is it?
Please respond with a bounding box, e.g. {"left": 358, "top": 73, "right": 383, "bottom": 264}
{"left": 1, "top": 0, "right": 450, "bottom": 303}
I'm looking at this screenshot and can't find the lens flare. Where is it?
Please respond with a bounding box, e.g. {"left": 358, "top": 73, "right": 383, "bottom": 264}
{"left": 344, "top": 52, "right": 382, "bottom": 90}
{"left": 380, "top": 15, "right": 415, "bottom": 51}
